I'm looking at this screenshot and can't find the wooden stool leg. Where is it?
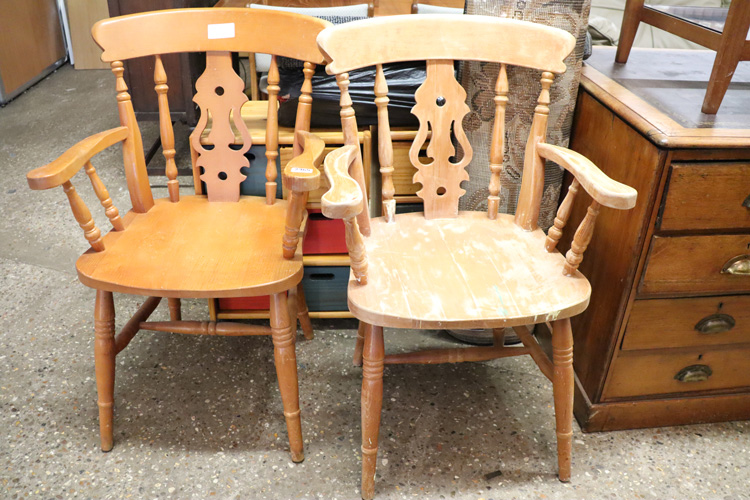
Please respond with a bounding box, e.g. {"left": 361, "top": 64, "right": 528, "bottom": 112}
{"left": 353, "top": 321, "right": 365, "bottom": 367}
{"left": 167, "top": 298, "right": 181, "bottom": 321}
{"left": 615, "top": 0, "right": 645, "bottom": 63}
{"left": 270, "top": 292, "right": 304, "bottom": 462}
{"left": 296, "top": 283, "right": 314, "bottom": 340}
{"left": 94, "top": 290, "right": 116, "bottom": 452}
{"left": 701, "top": 2, "right": 750, "bottom": 114}
{"left": 361, "top": 324, "right": 384, "bottom": 500}
{"left": 551, "top": 318, "right": 574, "bottom": 482}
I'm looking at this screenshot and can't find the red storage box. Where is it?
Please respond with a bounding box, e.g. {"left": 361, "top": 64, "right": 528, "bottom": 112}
{"left": 303, "top": 209, "right": 348, "bottom": 255}
{"left": 218, "top": 295, "right": 271, "bottom": 311}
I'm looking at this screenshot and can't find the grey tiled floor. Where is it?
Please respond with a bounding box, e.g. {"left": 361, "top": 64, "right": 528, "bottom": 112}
{"left": 1, "top": 65, "right": 748, "bottom": 499}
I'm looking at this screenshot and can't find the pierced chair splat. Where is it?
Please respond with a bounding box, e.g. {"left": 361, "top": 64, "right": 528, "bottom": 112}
{"left": 317, "top": 14, "right": 638, "bottom": 499}
{"left": 26, "top": 8, "right": 332, "bottom": 462}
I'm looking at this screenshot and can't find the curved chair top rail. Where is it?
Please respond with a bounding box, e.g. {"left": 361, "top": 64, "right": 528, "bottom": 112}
{"left": 317, "top": 14, "right": 576, "bottom": 74}
{"left": 93, "top": 8, "right": 332, "bottom": 64}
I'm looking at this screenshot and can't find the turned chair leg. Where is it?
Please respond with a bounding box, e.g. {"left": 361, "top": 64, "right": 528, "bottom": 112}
{"left": 551, "top": 318, "right": 574, "bottom": 482}
{"left": 353, "top": 321, "right": 365, "bottom": 367}
{"left": 270, "top": 292, "right": 304, "bottom": 462}
{"left": 167, "top": 298, "right": 181, "bottom": 321}
{"left": 94, "top": 289, "right": 116, "bottom": 452}
{"left": 288, "top": 288, "right": 299, "bottom": 344}
{"left": 296, "top": 283, "right": 314, "bottom": 340}
{"left": 614, "top": 0, "right": 645, "bottom": 63}
{"left": 361, "top": 324, "right": 384, "bottom": 500}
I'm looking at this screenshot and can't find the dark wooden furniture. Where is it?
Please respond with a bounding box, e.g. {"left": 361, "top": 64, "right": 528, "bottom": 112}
{"left": 563, "top": 47, "right": 750, "bottom": 432}
{"left": 615, "top": 1, "right": 750, "bottom": 114}
{"left": 25, "top": 8, "right": 332, "bottom": 461}
{"left": 106, "top": 0, "right": 216, "bottom": 124}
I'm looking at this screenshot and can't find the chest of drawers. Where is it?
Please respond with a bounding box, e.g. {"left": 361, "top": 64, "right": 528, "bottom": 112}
{"left": 562, "top": 48, "right": 750, "bottom": 431}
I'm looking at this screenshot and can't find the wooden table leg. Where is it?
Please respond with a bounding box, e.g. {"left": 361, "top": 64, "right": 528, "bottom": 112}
{"left": 615, "top": 0, "right": 646, "bottom": 63}
{"left": 701, "top": 1, "right": 750, "bottom": 113}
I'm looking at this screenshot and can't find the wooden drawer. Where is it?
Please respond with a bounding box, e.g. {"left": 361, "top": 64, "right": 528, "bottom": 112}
{"left": 660, "top": 162, "right": 750, "bottom": 231}
{"left": 623, "top": 296, "right": 750, "bottom": 350}
{"left": 604, "top": 347, "right": 750, "bottom": 399}
{"left": 391, "top": 142, "right": 424, "bottom": 196}
{"left": 641, "top": 234, "right": 750, "bottom": 295}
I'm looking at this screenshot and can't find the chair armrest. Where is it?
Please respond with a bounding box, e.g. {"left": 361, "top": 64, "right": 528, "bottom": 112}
{"left": 536, "top": 142, "right": 637, "bottom": 210}
{"left": 280, "top": 131, "right": 325, "bottom": 259}
{"left": 321, "top": 145, "right": 368, "bottom": 284}
{"left": 320, "top": 145, "right": 363, "bottom": 220}
{"left": 282, "top": 130, "right": 324, "bottom": 193}
{"left": 26, "top": 127, "right": 129, "bottom": 190}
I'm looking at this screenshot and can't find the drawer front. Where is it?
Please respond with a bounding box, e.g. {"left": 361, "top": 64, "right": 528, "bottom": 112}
{"left": 301, "top": 266, "right": 350, "bottom": 312}
{"left": 391, "top": 142, "right": 422, "bottom": 196}
{"left": 660, "top": 162, "right": 750, "bottom": 231}
{"left": 641, "top": 235, "right": 750, "bottom": 295}
{"left": 604, "top": 347, "right": 750, "bottom": 399}
{"left": 623, "top": 296, "right": 750, "bottom": 350}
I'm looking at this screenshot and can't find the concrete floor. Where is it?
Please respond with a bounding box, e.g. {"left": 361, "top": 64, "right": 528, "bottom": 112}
{"left": 1, "top": 64, "right": 748, "bottom": 500}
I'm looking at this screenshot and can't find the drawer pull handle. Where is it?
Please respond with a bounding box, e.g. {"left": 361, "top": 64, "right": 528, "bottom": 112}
{"left": 694, "top": 313, "right": 735, "bottom": 334}
{"left": 721, "top": 255, "right": 750, "bottom": 275}
{"left": 743, "top": 193, "right": 750, "bottom": 209}
{"left": 674, "top": 364, "right": 712, "bottom": 383}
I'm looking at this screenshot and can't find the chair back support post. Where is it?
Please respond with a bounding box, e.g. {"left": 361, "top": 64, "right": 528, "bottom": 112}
{"left": 111, "top": 61, "right": 154, "bottom": 213}
{"left": 374, "top": 64, "right": 396, "bottom": 222}
{"left": 336, "top": 72, "right": 371, "bottom": 236}
{"left": 265, "top": 56, "right": 281, "bottom": 204}
{"left": 487, "top": 63, "right": 508, "bottom": 220}
{"left": 153, "top": 54, "right": 180, "bottom": 202}
{"left": 293, "top": 62, "right": 316, "bottom": 157}
{"left": 515, "top": 71, "right": 554, "bottom": 231}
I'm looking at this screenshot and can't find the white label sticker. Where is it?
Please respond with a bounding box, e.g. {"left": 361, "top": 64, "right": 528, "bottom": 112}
{"left": 207, "top": 23, "right": 235, "bottom": 40}
{"left": 290, "top": 167, "right": 313, "bottom": 174}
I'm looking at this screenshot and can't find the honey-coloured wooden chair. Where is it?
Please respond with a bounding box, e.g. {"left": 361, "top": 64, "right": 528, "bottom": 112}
{"left": 317, "top": 15, "right": 638, "bottom": 498}
{"left": 25, "top": 8, "right": 332, "bottom": 462}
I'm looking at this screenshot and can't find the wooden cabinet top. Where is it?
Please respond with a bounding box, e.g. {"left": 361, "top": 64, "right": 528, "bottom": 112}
{"left": 581, "top": 47, "right": 750, "bottom": 149}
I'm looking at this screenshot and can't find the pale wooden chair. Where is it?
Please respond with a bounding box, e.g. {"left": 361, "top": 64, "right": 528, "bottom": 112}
{"left": 317, "top": 15, "right": 638, "bottom": 498}
{"left": 25, "top": 8, "right": 331, "bottom": 462}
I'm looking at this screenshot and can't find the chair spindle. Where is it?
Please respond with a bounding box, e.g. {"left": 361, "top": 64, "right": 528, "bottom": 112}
{"left": 84, "top": 161, "right": 124, "bottom": 231}
{"left": 265, "top": 56, "right": 280, "bottom": 204}
{"left": 374, "top": 64, "right": 396, "bottom": 222}
{"left": 336, "top": 72, "right": 371, "bottom": 236}
{"left": 516, "top": 71, "right": 554, "bottom": 231}
{"left": 154, "top": 55, "right": 179, "bottom": 202}
{"left": 344, "top": 217, "right": 368, "bottom": 284}
{"left": 546, "top": 178, "right": 580, "bottom": 252}
{"left": 563, "top": 200, "right": 600, "bottom": 276}
{"left": 111, "top": 61, "right": 154, "bottom": 213}
{"left": 62, "top": 180, "right": 104, "bottom": 251}
{"left": 293, "top": 62, "right": 316, "bottom": 157}
{"left": 487, "top": 63, "right": 508, "bottom": 220}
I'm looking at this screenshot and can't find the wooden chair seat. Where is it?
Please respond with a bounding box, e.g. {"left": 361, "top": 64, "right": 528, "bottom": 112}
{"left": 76, "top": 196, "right": 303, "bottom": 298}
{"left": 347, "top": 211, "right": 591, "bottom": 330}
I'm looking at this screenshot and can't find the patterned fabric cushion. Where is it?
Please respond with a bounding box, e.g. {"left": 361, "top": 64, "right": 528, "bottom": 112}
{"left": 458, "top": 0, "right": 591, "bottom": 231}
